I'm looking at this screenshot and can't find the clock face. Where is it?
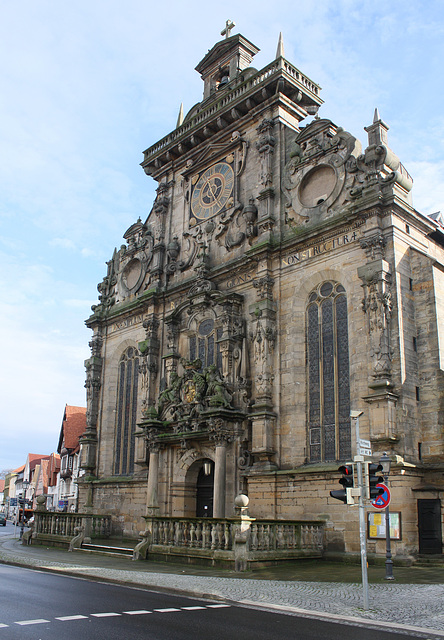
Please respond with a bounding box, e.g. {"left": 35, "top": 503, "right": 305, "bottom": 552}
{"left": 190, "top": 161, "right": 234, "bottom": 221}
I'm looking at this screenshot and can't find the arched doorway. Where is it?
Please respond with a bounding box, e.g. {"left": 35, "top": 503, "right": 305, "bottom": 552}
{"left": 196, "top": 460, "right": 214, "bottom": 517}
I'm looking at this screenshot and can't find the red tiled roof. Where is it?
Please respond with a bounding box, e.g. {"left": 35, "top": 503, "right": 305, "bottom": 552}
{"left": 27, "top": 453, "right": 48, "bottom": 462}
{"left": 12, "top": 465, "right": 25, "bottom": 473}
{"left": 58, "top": 405, "right": 87, "bottom": 453}
{"left": 28, "top": 455, "right": 50, "bottom": 473}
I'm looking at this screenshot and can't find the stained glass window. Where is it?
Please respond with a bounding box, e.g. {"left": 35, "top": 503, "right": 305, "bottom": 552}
{"left": 307, "top": 282, "right": 351, "bottom": 461}
{"left": 114, "top": 347, "right": 139, "bottom": 475}
{"left": 188, "top": 318, "right": 221, "bottom": 369}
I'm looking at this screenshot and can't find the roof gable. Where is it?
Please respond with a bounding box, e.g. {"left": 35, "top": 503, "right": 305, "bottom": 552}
{"left": 58, "top": 405, "right": 87, "bottom": 452}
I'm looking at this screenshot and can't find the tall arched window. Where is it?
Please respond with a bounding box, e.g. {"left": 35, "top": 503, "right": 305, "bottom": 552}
{"left": 114, "top": 347, "right": 139, "bottom": 475}
{"left": 307, "top": 281, "right": 351, "bottom": 462}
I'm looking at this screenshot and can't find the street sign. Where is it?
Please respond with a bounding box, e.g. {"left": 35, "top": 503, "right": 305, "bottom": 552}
{"left": 9, "top": 498, "right": 17, "bottom": 506}
{"left": 357, "top": 438, "right": 372, "bottom": 456}
{"left": 358, "top": 446, "right": 372, "bottom": 456}
{"left": 371, "top": 482, "right": 391, "bottom": 509}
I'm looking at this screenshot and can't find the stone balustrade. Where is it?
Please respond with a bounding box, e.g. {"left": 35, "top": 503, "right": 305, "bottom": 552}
{"left": 139, "top": 515, "right": 324, "bottom": 569}
{"left": 33, "top": 512, "right": 111, "bottom": 547}
{"left": 142, "top": 57, "right": 321, "bottom": 165}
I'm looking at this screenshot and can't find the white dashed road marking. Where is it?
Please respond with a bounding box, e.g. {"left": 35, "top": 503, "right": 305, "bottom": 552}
{"left": 123, "top": 610, "right": 152, "bottom": 615}
{"left": 0, "top": 604, "right": 231, "bottom": 628}
{"left": 15, "top": 619, "right": 50, "bottom": 625}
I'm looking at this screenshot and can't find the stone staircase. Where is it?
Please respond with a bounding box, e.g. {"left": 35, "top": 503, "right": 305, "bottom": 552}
{"left": 415, "top": 554, "right": 444, "bottom": 566}
{"left": 74, "top": 538, "right": 137, "bottom": 559}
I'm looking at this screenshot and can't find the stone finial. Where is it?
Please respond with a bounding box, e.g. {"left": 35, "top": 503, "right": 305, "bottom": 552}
{"left": 234, "top": 493, "right": 250, "bottom": 516}
{"left": 35, "top": 494, "right": 47, "bottom": 512}
{"left": 276, "top": 32, "right": 285, "bottom": 59}
{"left": 364, "top": 108, "right": 389, "bottom": 147}
{"left": 176, "top": 103, "right": 184, "bottom": 128}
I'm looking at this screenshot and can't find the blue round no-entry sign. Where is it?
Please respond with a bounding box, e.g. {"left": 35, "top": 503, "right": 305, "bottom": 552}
{"left": 371, "top": 482, "right": 391, "bottom": 509}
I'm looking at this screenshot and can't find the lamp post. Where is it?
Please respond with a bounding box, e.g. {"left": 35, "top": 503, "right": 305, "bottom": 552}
{"left": 19, "top": 480, "right": 29, "bottom": 540}
{"left": 379, "top": 452, "right": 395, "bottom": 581}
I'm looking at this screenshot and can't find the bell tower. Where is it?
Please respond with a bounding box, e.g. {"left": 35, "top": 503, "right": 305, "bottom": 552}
{"left": 195, "top": 32, "right": 260, "bottom": 100}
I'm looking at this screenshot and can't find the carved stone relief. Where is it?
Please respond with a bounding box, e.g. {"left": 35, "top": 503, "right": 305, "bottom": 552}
{"left": 249, "top": 303, "right": 277, "bottom": 402}
{"left": 138, "top": 314, "right": 160, "bottom": 413}
{"left": 358, "top": 236, "right": 393, "bottom": 387}
{"left": 283, "top": 120, "right": 360, "bottom": 229}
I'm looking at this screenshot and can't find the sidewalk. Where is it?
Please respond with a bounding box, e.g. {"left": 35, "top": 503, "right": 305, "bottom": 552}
{"left": 1, "top": 532, "right": 443, "bottom": 638}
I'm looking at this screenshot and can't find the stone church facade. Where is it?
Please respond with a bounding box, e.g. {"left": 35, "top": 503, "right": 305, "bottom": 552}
{"left": 78, "top": 29, "right": 444, "bottom": 559}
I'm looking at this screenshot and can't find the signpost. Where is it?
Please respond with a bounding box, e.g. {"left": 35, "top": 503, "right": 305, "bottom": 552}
{"left": 350, "top": 410, "right": 369, "bottom": 610}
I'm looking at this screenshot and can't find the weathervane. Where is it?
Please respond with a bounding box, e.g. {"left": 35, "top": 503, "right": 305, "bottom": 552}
{"left": 221, "top": 20, "right": 235, "bottom": 39}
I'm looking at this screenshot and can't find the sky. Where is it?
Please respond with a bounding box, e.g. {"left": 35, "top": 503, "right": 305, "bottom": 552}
{"left": 1, "top": 0, "right": 443, "bottom": 472}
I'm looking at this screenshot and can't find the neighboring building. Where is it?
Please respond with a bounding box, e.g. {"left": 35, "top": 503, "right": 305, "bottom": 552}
{"left": 78, "top": 29, "right": 444, "bottom": 558}
{"left": 5, "top": 466, "right": 24, "bottom": 518}
{"left": 33, "top": 457, "right": 54, "bottom": 508}
{"left": 23, "top": 454, "right": 51, "bottom": 508}
{"left": 46, "top": 453, "right": 61, "bottom": 511}
{"left": 57, "top": 405, "right": 86, "bottom": 511}
{"left": 0, "top": 480, "right": 4, "bottom": 512}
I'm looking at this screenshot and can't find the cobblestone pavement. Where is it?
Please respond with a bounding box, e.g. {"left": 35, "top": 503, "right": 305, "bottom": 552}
{"left": 1, "top": 534, "right": 443, "bottom": 638}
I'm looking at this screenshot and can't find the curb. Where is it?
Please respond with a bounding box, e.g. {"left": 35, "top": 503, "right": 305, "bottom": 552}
{"left": 238, "top": 600, "right": 444, "bottom": 639}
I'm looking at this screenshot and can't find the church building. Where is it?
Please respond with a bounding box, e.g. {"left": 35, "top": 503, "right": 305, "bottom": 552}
{"left": 78, "top": 26, "right": 444, "bottom": 559}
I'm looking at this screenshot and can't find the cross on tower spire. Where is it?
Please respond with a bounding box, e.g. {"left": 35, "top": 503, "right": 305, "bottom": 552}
{"left": 221, "top": 19, "right": 235, "bottom": 39}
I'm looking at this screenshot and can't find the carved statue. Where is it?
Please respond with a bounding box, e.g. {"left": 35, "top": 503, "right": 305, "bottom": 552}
{"left": 205, "top": 364, "right": 232, "bottom": 408}
{"left": 158, "top": 372, "right": 182, "bottom": 411}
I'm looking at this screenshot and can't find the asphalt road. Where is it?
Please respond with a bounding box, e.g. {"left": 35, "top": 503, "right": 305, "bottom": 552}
{"left": 0, "top": 522, "right": 19, "bottom": 538}
{"left": 0, "top": 564, "right": 430, "bottom": 639}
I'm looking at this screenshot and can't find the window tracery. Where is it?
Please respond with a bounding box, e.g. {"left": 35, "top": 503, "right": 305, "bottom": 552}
{"left": 114, "top": 346, "right": 139, "bottom": 475}
{"left": 307, "top": 281, "right": 351, "bottom": 461}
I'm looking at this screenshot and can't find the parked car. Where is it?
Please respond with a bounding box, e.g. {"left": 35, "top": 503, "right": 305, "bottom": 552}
{"left": 0, "top": 514, "right": 7, "bottom": 526}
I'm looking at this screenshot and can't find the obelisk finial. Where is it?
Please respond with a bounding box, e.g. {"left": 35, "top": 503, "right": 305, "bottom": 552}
{"left": 176, "top": 103, "right": 184, "bottom": 128}
{"left": 276, "top": 32, "right": 285, "bottom": 59}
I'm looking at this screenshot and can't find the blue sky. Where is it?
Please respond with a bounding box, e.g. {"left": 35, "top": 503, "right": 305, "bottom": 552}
{"left": 1, "top": 0, "right": 443, "bottom": 471}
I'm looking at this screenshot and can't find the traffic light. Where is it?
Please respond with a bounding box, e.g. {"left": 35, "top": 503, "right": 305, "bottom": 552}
{"left": 366, "top": 462, "right": 384, "bottom": 500}
{"left": 330, "top": 464, "right": 354, "bottom": 504}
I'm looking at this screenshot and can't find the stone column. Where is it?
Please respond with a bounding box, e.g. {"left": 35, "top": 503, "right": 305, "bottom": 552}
{"left": 256, "top": 117, "right": 276, "bottom": 240}
{"left": 213, "top": 437, "right": 228, "bottom": 519}
{"left": 146, "top": 443, "right": 160, "bottom": 516}
{"left": 249, "top": 296, "right": 278, "bottom": 470}
{"left": 358, "top": 232, "right": 399, "bottom": 449}
{"left": 80, "top": 330, "right": 103, "bottom": 477}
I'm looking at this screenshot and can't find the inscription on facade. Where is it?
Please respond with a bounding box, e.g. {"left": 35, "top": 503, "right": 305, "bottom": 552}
{"left": 282, "top": 231, "right": 359, "bottom": 267}
{"left": 226, "top": 271, "right": 255, "bottom": 289}
{"left": 110, "top": 314, "right": 145, "bottom": 333}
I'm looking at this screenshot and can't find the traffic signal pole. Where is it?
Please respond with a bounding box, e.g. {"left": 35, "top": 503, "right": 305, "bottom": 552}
{"left": 351, "top": 411, "right": 369, "bottom": 611}
{"left": 355, "top": 454, "right": 369, "bottom": 610}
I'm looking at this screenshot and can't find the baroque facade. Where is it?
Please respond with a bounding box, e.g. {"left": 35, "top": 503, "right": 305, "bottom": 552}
{"left": 78, "top": 29, "right": 444, "bottom": 558}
